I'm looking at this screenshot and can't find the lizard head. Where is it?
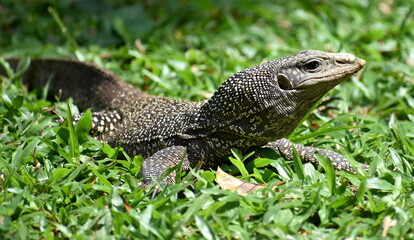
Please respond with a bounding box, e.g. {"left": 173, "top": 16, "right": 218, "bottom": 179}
{"left": 196, "top": 50, "right": 365, "bottom": 145}
{"left": 275, "top": 50, "right": 365, "bottom": 94}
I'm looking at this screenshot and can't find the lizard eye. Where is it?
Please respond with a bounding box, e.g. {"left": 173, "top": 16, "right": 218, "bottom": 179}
{"left": 303, "top": 60, "right": 321, "bottom": 72}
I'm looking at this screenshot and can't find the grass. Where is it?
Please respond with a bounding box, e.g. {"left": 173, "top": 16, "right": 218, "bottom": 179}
{"left": 1, "top": 0, "right": 414, "bottom": 239}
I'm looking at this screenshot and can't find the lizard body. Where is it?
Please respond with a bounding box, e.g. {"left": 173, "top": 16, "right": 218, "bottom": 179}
{"left": 1, "top": 50, "right": 367, "bottom": 185}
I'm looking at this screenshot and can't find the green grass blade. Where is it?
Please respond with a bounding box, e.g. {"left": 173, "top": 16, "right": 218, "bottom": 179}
{"left": 316, "top": 152, "right": 336, "bottom": 195}
{"left": 13, "top": 57, "right": 30, "bottom": 80}
{"left": 291, "top": 143, "right": 305, "bottom": 181}
{"left": 195, "top": 215, "right": 215, "bottom": 240}
{"left": 48, "top": 7, "right": 79, "bottom": 51}
{"left": 66, "top": 101, "right": 80, "bottom": 162}
{"left": 75, "top": 110, "right": 92, "bottom": 143}
{"left": 39, "top": 138, "right": 73, "bottom": 164}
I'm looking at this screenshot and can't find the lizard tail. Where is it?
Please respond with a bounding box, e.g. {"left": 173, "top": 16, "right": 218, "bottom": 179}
{"left": 0, "top": 58, "right": 144, "bottom": 110}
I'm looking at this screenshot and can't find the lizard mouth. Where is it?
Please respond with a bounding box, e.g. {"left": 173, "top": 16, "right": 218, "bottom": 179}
{"left": 297, "top": 69, "right": 357, "bottom": 88}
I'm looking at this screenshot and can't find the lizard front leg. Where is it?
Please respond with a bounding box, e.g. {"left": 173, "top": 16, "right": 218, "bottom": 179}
{"left": 263, "top": 138, "right": 369, "bottom": 173}
{"left": 73, "top": 111, "right": 191, "bottom": 185}
{"left": 141, "top": 146, "right": 191, "bottom": 186}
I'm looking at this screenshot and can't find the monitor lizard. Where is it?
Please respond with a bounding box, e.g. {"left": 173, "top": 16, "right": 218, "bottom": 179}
{"left": 0, "top": 50, "right": 368, "bottom": 185}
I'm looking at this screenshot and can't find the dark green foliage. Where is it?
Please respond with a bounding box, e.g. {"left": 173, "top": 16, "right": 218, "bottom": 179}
{"left": 1, "top": 0, "right": 414, "bottom": 239}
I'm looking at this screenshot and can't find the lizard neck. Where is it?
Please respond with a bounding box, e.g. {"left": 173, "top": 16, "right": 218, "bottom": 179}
{"left": 192, "top": 60, "right": 314, "bottom": 144}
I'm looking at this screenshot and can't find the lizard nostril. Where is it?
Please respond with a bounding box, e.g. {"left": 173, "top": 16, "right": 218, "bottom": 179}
{"left": 357, "top": 58, "right": 366, "bottom": 67}
{"left": 277, "top": 74, "right": 292, "bottom": 90}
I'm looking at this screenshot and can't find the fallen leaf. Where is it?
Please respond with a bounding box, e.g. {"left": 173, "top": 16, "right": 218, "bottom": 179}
{"left": 121, "top": 194, "right": 132, "bottom": 212}
{"left": 216, "top": 167, "right": 285, "bottom": 196}
{"left": 382, "top": 215, "right": 397, "bottom": 237}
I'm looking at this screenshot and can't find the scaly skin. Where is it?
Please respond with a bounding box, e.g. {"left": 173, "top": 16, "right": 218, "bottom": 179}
{"left": 1, "top": 50, "right": 367, "bottom": 185}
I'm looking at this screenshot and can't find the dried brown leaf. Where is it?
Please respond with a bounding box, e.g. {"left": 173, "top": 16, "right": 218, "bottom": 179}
{"left": 382, "top": 215, "right": 397, "bottom": 237}
{"left": 216, "top": 167, "right": 284, "bottom": 196}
